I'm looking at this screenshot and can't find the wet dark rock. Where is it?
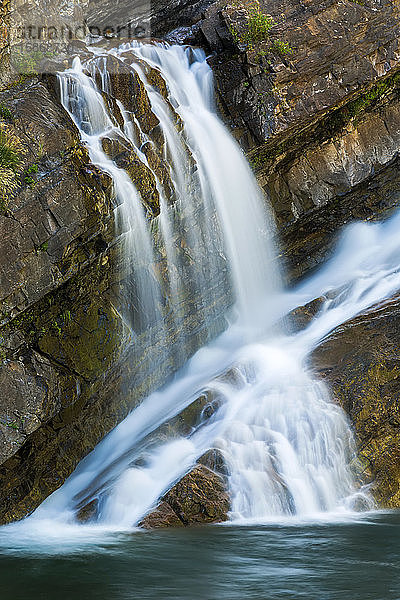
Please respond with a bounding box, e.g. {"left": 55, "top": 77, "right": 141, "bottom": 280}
{"left": 100, "top": 55, "right": 159, "bottom": 133}
{"left": 122, "top": 393, "right": 222, "bottom": 474}
{"left": 139, "top": 464, "right": 230, "bottom": 529}
{"left": 165, "top": 24, "right": 203, "bottom": 46}
{"left": 214, "top": 366, "right": 245, "bottom": 387}
{"left": 139, "top": 501, "right": 184, "bottom": 529}
{"left": 76, "top": 498, "right": 99, "bottom": 523}
{"left": 152, "top": 392, "right": 219, "bottom": 441}
{"left": 172, "top": 393, "right": 219, "bottom": 436}
{"left": 198, "top": 449, "right": 229, "bottom": 477}
{"left": 86, "top": 0, "right": 216, "bottom": 38}
{"left": 288, "top": 297, "right": 327, "bottom": 334}
{"left": 350, "top": 494, "right": 373, "bottom": 514}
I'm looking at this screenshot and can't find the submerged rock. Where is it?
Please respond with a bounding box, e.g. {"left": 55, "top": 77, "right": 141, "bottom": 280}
{"left": 139, "top": 391, "right": 221, "bottom": 447}
{"left": 139, "top": 464, "right": 230, "bottom": 529}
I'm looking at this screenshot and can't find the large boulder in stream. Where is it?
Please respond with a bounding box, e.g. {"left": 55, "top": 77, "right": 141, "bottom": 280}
{"left": 312, "top": 295, "right": 400, "bottom": 508}
{"left": 139, "top": 464, "right": 230, "bottom": 528}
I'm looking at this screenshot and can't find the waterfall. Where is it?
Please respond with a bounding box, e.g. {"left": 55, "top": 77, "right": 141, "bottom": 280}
{"left": 58, "top": 43, "right": 279, "bottom": 348}
{"left": 13, "top": 40, "right": 400, "bottom": 535}
{"left": 58, "top": 58, "right": 165, "bottom": 337}
{"left": 128, "top": 44, "right": 281, "bottom": 331}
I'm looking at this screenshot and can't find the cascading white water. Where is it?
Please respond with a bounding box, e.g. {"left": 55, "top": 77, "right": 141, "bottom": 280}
{"left": 47, "top": 42, "right": 285, "bottom": 525}
{"left": 128, "top": 44, "right": 281, "bottom": 331}
{"left": 211, "top": 346, "right": 359, "bottom": 519}
{"left": 58, "top": 58, "right": 165, "bottom": 335}
{"left": 11, "top": 41, "right": 400, "bottom": 538}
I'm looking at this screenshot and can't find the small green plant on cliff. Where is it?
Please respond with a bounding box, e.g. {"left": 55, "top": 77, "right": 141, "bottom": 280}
{"left": 51, "top": 319, "right": 62, "bottom": 337}
{"left": 245, "top": 3, "right": 274, "bottom": 45}
{"left": 36, "top": 240, "right": 49, "bottom": 253}
{"left": 11, "top": 48, "right": 57, "bottom": 76}
{"left": 0, "top": 104, "right": 13, "bottom": 122}
{"left": 0, "top": 126, "right": 21, "bottom": 170}
{"left": 37, "top": 140, "right": 45, "bottom": 159}
{"left": 24, "top": 163, "right": 38, "bottom": 187}
{"left": 230, "top": 0, "right": 293, "bottom": 56}
{"left": 0, "top": 124, "right": 24, "bottom": 211}
{"left": 0, "top": 418, "right": 22, "bottom": 431}
{"left": 63, "top": 310, "right": 72, "bottom": 324}
{"left": 347, "top": 74, "right": 400, "bottom": 123}
{"left": 269, "top": 38, "right": 292, "bottom": 56}
{"left": 6, "top": 421, "right": 19, "bottom": 430}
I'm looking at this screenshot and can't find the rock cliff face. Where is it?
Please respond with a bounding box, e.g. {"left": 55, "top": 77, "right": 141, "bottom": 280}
{"left": 204, "top": 0, "right": 400, "bottom": 144}
{"left": 0, "top": 77, "right": 120, "bottom": 523}
{"left": 86, "top": 0, "right": 215, "bottom": 36}
{"left": 199, "top": 0, "right": 400, "bottom": 277}
{"left": 312, "top": 296, "right": 400, "bottom": 508}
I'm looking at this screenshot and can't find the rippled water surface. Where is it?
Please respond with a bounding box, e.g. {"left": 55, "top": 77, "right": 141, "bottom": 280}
{"left": 1, "top": 512, "right": 399, "bottom": 600}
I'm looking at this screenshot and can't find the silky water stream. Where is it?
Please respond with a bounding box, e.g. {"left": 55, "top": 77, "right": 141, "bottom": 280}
{"left": 1, "top": 42, "right": 400, "bottom": 600}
